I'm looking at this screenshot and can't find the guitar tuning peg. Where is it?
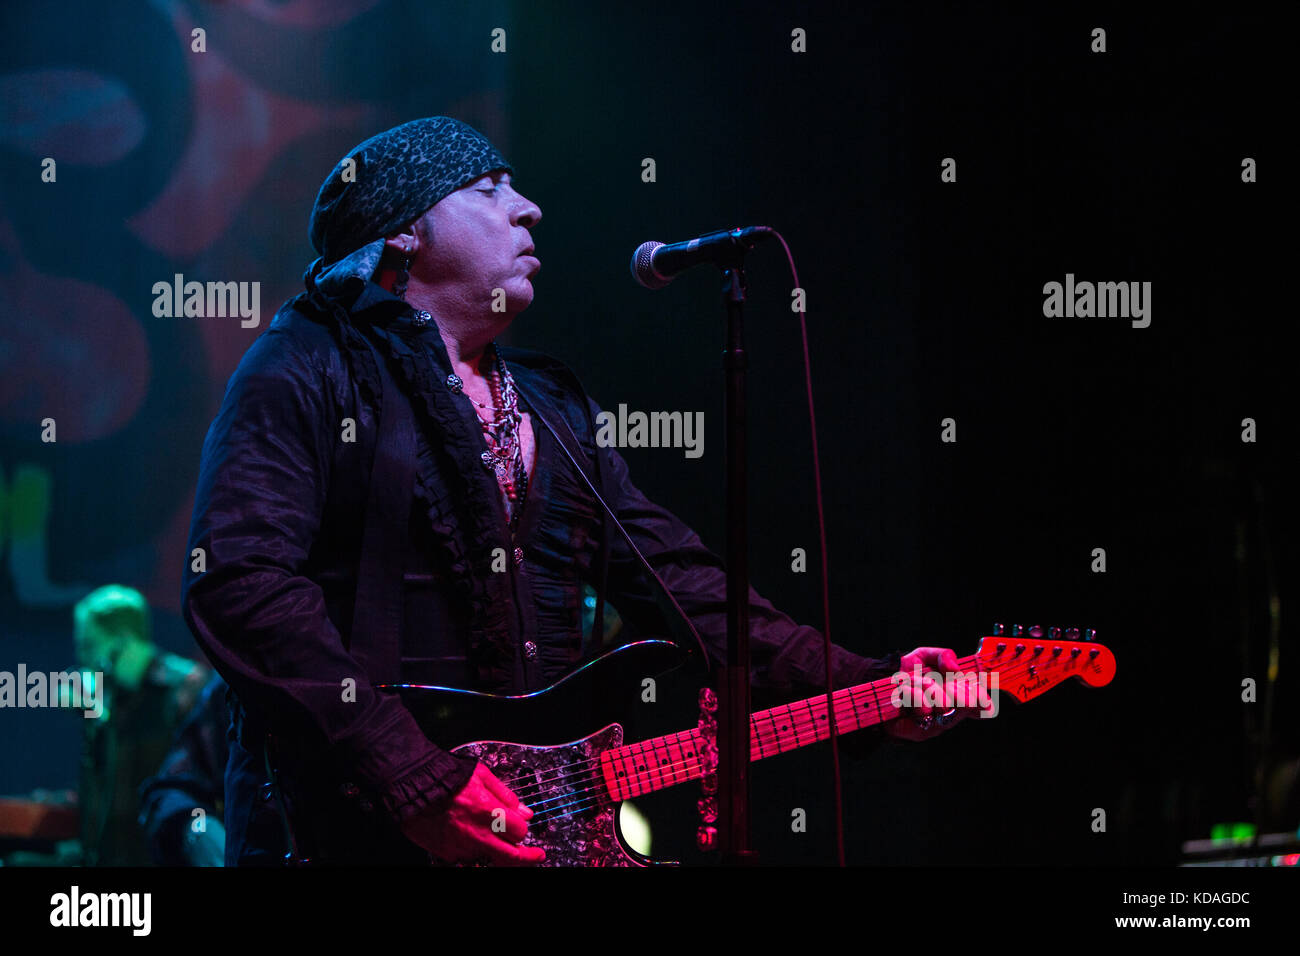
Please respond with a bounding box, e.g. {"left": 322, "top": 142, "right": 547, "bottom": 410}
{"left": 1048, "top": 626, "right": 1062, "bottom": 640}
{"left": 1066, "top": 627, "right": 1081, "bottom": 641}
{"left": 1083, "top": 627, "right": 1096, "bottom": 641}
{"left": 1028, "top": 625, "right": 1044, "bottom": 638}
{"left": 992, "top": 623, "right": 1005, "bottom": 636}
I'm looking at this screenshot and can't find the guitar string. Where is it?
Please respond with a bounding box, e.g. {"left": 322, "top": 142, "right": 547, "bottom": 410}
{"left": 492, "top": 644, "right": 1098, "bottom": 801}
{"left": 512, "top": 652, "right": 1049, "bottom": 814}
{"left": 500, "top": 651, "right": 1002, "bottom": 795}
{"left": 524, "top": 685, "right": 1027, "bottom": 823}
{"left": 525, "top": 688, "right": 905, "bottom": 823}
{"left": 518, "top": 650, "right": 1086, "bottom": 821}
{"left": 522, "top": 680, "right": 951, "bottom": 822}
{"left": 495, "top": 658, "right": 961, "bottom": 795}
{"left": 509, "top": 683, "right": 885, "bottom": 812}
{"left": 516, "top": 679, "right": 953, "bottom": 821}
{"left": 525, "top": 686, "right": 1055, "bottom": 822}
{"left": 512, "top": 653, "right": 1095, "bottom": 823}
{"left": 517, "top": 681, "right": 891, "bottom": 810}
{"left": 517, "top": 690, "right": 890, "bottom": 822}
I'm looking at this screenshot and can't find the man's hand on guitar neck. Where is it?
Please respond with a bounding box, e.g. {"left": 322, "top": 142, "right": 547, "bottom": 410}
{"left": 885, "top": 646, "right": 990, "bottom": 742}
{"left": 400, "top": 762, "right": 546, "bottom": 866}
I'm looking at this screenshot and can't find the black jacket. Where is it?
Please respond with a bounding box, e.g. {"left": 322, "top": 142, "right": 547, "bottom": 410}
{"left": 181, "top": 276, "right": 898, "bottom": 863}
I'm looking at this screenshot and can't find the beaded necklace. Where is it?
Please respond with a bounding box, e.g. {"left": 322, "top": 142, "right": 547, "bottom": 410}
{"left": 452, "top": 344, "right": 528, "bottom": 530}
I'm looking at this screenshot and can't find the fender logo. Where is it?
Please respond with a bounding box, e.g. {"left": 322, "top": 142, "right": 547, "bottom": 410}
{"left": 1017, "top": 675, "right": 1051, "bottom": 698}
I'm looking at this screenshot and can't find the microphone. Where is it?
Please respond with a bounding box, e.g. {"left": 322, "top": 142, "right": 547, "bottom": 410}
{"left": 630, "top": 226, "right": 774, "bottom": 289}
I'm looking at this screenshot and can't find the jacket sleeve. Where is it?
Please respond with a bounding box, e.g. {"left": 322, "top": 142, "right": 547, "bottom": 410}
{"left": 138, "top": 674, "right": 230, "bottom": 865}
{"left": 182, "top": 326, "right": 475, "bottom": 829}
{"left": 586, "top": 399, "right": 900, "bottom": 750}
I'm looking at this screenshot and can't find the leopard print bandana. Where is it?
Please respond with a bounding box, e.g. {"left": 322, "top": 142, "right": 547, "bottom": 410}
{"left": 309, "top": 116, "right": 512, "bottom": 264}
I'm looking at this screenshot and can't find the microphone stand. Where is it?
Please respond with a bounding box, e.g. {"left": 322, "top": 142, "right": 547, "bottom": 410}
{"left": 717, "top": 244, "right": 757, "bottom": 865}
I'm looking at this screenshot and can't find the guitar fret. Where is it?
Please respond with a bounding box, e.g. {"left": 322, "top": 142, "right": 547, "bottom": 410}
{"left": 803, "top": 697, "right": 821, "bottom": 743}
{"left": 659, "top": 734, "right": 680, "bottom": 788}
{"left": 604, "top": 751, "right": 627, "bottom": 802}
{"left": 798, "top": 700, "right": 814, "bottom": 745}
{"left": 676, "top": 733, "right": 696, "bottom": 785}
{"left": 633, "top": 741, "right": 653, "bottom": 797}
{"left": 765, "top": 709, "right": 783, "bottom": 754}
{"left": 749, "top": 713, "right": 765, "bottom": 762}
{"left": 846, "top": 686, "right": 866, "bottom": 731}
{"left": 688, "top": 730, "right": 703, "bottom": 779}
{"left": 831, "top": 689, "right": 848, "bottom": 735}
{"left": 650, "top": 736, "right": 669, "bottom": 791}
{"left": 788, "top": 701, "right": 804, "bottom": 745}
{"left": 605, "top": 748, "right": 627, "bottom": 802}
{"left": 866, "top": 675, "right": 890, "bottom": 728}
{"left": 777, "top": 707, "right": 791, "bottom": 752}
{"left": 619, "top": 746, "right": 641, "bottom": 798}
{"left": 839, "top": 687, "right": 860, "bottom": 733}
{"left": 854, "top": 687, "right": 868, "bottom": 727}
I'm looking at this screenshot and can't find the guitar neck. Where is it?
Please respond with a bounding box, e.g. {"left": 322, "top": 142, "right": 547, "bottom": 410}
{"left": 601, "top": 655, "right": 978, "bottom": 802}
{"left": 601, "top": 635, "right": 1116, "bottom": 802}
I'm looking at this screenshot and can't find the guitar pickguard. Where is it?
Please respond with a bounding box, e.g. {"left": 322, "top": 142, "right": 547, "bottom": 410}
{"left": 453, "top": 724, "right": 637, "bottom": 867}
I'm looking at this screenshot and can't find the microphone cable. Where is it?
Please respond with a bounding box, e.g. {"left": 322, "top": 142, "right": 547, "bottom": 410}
{"left": 768, "top": 228, "right": 849, "bottom": 867}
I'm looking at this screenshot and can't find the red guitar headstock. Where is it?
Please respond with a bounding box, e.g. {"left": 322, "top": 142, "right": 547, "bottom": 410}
{"left": 974, "top": 625, "right": 1116, "bottom": 703}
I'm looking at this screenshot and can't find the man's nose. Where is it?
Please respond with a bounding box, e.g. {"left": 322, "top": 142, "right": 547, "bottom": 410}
{"left": 511, "top": 191, "right": 542, "bottom": 227}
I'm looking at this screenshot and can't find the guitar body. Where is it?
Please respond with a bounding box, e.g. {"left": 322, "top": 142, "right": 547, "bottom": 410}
{"left": 395, "top": 639, "right": 697, "bottom": 867}
{"left": 281, "top": 639, "right": 699, "bottom": 866}
{"left": 450, "top": 725, "right": 636, "bottom": 866}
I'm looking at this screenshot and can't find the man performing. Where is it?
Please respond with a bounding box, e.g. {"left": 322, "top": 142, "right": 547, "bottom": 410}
{"left": 182, "top": 116, "right": 974, "bottom": 866}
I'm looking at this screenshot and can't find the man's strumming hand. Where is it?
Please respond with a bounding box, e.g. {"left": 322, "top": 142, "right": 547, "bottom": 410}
{"left": 400, "top": 762, "right": 546, "bottom": 866}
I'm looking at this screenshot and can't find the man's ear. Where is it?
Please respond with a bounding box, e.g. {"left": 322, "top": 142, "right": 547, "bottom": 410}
{"left": 384, "top": 227, "right": 418, "bottom": 259}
